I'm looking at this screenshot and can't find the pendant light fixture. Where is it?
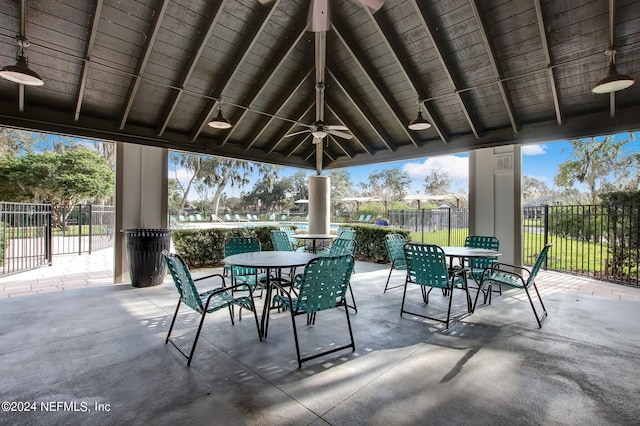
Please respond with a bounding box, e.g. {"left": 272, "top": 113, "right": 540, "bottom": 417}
{"left": 0, "top": 38, "right": 44, "bottom": 87}
{"left": 207, "top": 99, "right": 232, "bottom": 129}
{"left": 408, "top": 101, "right": 431, "bottom": 131}
{"left": 592, "top": 48, "right": 635, "bottom": 94}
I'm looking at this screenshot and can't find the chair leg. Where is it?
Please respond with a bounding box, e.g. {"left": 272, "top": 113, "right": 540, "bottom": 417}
{"left": 445, "top": 285, "right": 455, "bottom": 330}
{"left": 186, "top": 311, "right": 208, "bottom": 366}
{"left": 290, "top": 311, "right": 303, "bottom": 368}
{"left": 400, "top": 279, "right": 410, "bottom": 316}
{"left": 166, "top": 299, "right": 181, "bottom": 344}
{"left": 347, "top": 285, "right": 357, "bottom": 313}
{"left": 524, "top": 283, "right": 548, "bottom": 328}
{"left": 383, "top": 266, "right": 394, "bottom": 293}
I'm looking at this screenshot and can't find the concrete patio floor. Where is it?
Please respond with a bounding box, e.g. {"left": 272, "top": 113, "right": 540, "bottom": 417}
{"left": 1, "top": 249, "right": 639, "bottom": 425}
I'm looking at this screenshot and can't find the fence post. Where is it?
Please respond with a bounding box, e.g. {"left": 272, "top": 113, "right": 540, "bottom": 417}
{"left": 447, "top": 208, "right": 452, "bottom": 246}
{"left": 46, "top": 202, "right": 53, "bottom": 266}
{"left": 88, "top": 204, "right": 93, "bottom": 254}
{"left": 543, "top": 204, "right": 549, "bottom": 270}
{"left": 78, "top": 204, "right": 82, "bottom": 255}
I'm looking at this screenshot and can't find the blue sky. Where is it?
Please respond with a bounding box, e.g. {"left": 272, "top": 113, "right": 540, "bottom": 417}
{"left": 175, "top": 131, "right": 639, "bottom": 198}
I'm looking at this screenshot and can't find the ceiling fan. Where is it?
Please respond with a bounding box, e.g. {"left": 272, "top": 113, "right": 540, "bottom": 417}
{"left": 285, "top": 119, "right": 353, "bottom": 143}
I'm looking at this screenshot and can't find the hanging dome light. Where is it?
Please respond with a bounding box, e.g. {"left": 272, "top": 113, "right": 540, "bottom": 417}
{"left": 0, "top": 37, "right": 44, "bottom": 86}
{"left": 592, "top": 48, "right": 635, "bottom": 94}
{"left": 207, "top": 101, "right": 232, "bottom": 129}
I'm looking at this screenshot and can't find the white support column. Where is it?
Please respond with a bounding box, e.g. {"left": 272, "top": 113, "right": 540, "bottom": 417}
{"left": 308, "top": 175, "right": 330, "bottom": 234}
{"left": 469, "top": 145, "right": 522, "bottom": 265}
{"left": 114, "top": 143, "right": 168, "bottom": 283}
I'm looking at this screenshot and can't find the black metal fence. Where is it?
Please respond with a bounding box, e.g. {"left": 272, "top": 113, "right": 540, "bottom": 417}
{"left": 524, "top": 204, "right": 639, "bottom": 286}
{"left": 0, "top": 202, "right": 52, "bottom": 275}
{"left": 387, "top": 208, "right": 470, "bottom": 246}
{"left": 0, "top": 202, "right": 114, "bottom": 277}
{"left": 52, "top": 204, "right": 115, "bottom": 255}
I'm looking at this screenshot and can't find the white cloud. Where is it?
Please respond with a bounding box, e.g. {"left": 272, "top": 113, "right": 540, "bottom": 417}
{"left": 402, "top": 155, "right": 469, "bottom": 193}
{"left": 522, "top": 144, "right": 547, "bottom": 155}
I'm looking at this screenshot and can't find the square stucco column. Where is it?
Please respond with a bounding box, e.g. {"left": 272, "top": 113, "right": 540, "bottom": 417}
{"left": 469, "top": 145, "right": 522, "bottom": 265}
{"left": 309, "top": 175, "right": 330, "bottom": 234}
{"left": 114, "top": 143, "right": 168, "bottom": 284}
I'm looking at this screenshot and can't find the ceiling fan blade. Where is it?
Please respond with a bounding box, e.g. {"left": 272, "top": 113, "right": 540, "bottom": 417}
{"left": 356, "top": 0, "right": 384, "bottom": 13}
{"left": 327, "top": 129, "right": 353, "bottom": 140}
{"left": 285, "top": 130, "right": 310, "bottom": 138}
{"left": 325, "top": 125, "right": 349, "bottom": 131}
{"left": 258, "top": 0, "right": 275, "bottom": 4}
{"left": 308, "top": 0, "right": 330, "bottom": 32}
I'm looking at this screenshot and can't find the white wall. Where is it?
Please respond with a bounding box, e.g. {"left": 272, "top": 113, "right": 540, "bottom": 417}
{"left": 469, "top": 145, "right": 522, "bottom": 265}
{"left": 114, "top": 143, "right": 168, "bottom": 283}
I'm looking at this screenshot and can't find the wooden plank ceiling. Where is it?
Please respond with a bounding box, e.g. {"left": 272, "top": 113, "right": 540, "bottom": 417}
{"left": 0, "top": 0, "right": 639, "bottom": 170}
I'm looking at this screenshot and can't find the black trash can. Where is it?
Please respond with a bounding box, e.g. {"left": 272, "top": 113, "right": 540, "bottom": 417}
{"left": 125, "top": 229, "right": 171, "bottom": 288}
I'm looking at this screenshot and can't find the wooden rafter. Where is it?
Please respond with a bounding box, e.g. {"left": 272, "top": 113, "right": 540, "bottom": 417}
{"left": 325, "top": 100, "right": 373, "bottom": 156}
{"left": 243, "top": 66, "right": 314, "bottom": 151}
{"left": 469, "top": 0, "right": 518, "bottom": 135}
{"left": 327, "top": 66, "right": 396, "bottom": 152}
{"left": 189, "top": 1, "right": 280, "bottom": 142}
{"left": 221, "top": 24, "right": 308, "bottom": 148}
{"left": 156, "top": 1, "right": 228, "bottom": 136}
{"left": 412, "top": 0, "right": 483, "bottom": 139}
{"left": 331, "top": 19, "right": 421, "bottom": 148}
{"left": 74, "top": 0, "right": 103, "bottom": 122}
{"left": 267, "top": 101, "right": 315, "bottom": 155}
{"left": 119, "top": 0, "right": 170, "bottom": 130}
{"left": 533, "top": 0, "right": 562, "bottom": 126}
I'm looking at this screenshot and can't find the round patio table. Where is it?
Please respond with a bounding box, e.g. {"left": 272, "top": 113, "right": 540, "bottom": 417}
{"left": 223, "top": 251, "right": 318, "bottom": 337}
{"left": 293, "top": 233, "right": 337, "bottom": 253}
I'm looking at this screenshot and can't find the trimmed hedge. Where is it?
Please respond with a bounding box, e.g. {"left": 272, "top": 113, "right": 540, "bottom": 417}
{"left": 171, "top": 224, "right": 411, "bottom": 267}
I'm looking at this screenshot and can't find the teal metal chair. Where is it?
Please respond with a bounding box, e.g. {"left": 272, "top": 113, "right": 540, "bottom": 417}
{"left": 337, "top": 227, "right": 356, "bottom": 240}
{"left": 224, "top": 237, "right": 264, "bottom": 293}
{"left": 280, "top": 225, "right": 307, "bottom": 251}
{"left": 162, "top": 251, "right": 261, "bottom": 366}
{"left": 318, "top": 238, "right": 358, "bottom": 313}
{"left": 475, "top": 244, "right": 552, "bottom": 328}
{"left": 272, "top": 254, "right": 356, "bottom": 368}
{"left": 383, "top": 233, "right": 407, "bottom": 293}
{"left": 401, "top": 243, "right": 471, "bottom": 330}
{"left": 463, "top": 235, "right": 500, "bottom": 300}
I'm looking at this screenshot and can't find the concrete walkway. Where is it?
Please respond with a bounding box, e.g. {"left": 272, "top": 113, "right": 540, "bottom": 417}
{"left": 1, "top": 247, "right": 639, "bottom": 302}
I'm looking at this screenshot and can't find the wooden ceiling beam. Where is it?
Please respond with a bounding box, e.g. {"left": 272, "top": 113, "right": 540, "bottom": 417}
{"left": 412, "top": 1, "right": 483, "bottom": 139}
{"left": 274, "top": 101, "right": 315, "bottom": 156}
{"left": 243, "top": 66, "right": 314, "bottom": 151}
{"left": 73, "top": 0, "right": 103, "bottom": 122}
{"left": 533, "top": 0, "right": 562, "bottom": 126}
{"left": 325, "top": 99, "right": 373, "bottom": 156}
{"left": 218, "top": 25, "right": 308, "bottom": 149}
{"left": 119, "top": 0, "right": 170, "bottom": 130}
{"left": 156, "top": 1, "right": 228, "bottom": 136}
{"left": 190, "top": 1, "right": 281, "bottom": 141}
{"left": 327, "top": 66, "right": 396, "bottom": 152}
{"left": 331, "top": 19, "right": 421, "bottom": 148}
{"left": 322, "top": 104, "right": 356, "bottom": 158}
{"left": 470, "top": 0, "right": 519, "bottom": 136}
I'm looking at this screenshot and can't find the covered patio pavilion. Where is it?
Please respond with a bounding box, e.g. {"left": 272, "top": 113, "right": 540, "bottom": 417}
{"left": 1, "top": 1, "right": 640, "bottom": 423}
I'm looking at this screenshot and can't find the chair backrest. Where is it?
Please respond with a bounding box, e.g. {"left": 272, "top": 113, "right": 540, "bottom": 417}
{"left": 385, "top": 233, "right": 406, "bottom": 265}
{"left": 280, "top": 226, "right": 297, "bottom": 246}
{"left": 464, "top": 235, "right": 500, "bottom": 269}
{"left": 162, "top": 251, "right": 203, "bottom": 313}
{"left": 189, "top": 214, "right": 196, "bottom": 222}
{"left": 528, "top": 244, "right": 552, "bottom": 284}
{"left": 357, "top": 214, "right": 365, "bottom": 222}
{"left": 235, "top": 214, "right": 242, "bottom": 221}
{"left": 247, "top": 214, "right": 253, "bottom": 221}
{"left": 337, "top": 227, "right": 356, "bottom": 240}
{"left": 271, "top": 230, "right": 293, "bottom": 251}
{"left": 403, "top": 243, "right": 450, "bottom": 288}
{"left": 224, "top": 237, "right": 261, "bottom": 275}
{"left": 195, "top": 213, "right": 203, "bottom": 221}
{"left": 328, "top": 238, "right": 356, "bottom": 256}
{"left": 364, "top": 214, "right": 372, "bottom": 222}
{"left": 280, "top": 214, "right": 287, "bottom": 221}
{"left": 253, "top": 214, "right": 259, "bottom": 221}
{"left": 296, "top": 255, "right": 355, "bottom": 313}
{"left": 225, "top": 214, "right": 232, "bottom": 221}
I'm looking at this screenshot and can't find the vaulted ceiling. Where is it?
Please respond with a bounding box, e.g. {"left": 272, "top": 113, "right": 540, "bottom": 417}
{"left": 1, "top": 0, "right": 639, "bottom": 171}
